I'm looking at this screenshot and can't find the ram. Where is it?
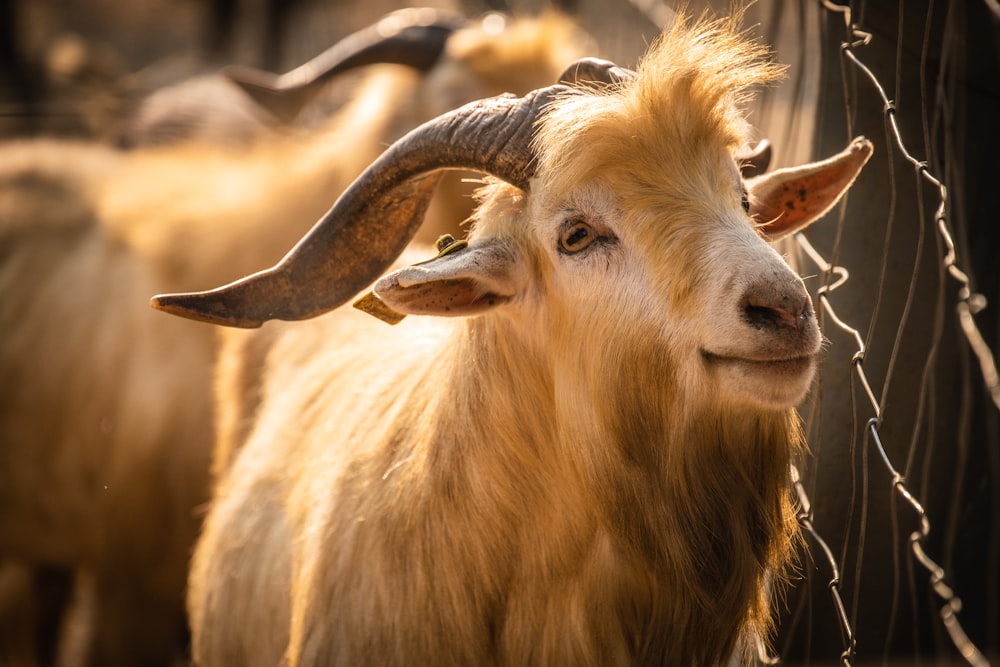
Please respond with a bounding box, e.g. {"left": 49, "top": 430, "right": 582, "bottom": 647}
{"left": 154, "top": 11, "right": 873, "bottom": 666}
{"left": 0, "top": 10, "right": 591, "bottom": 666}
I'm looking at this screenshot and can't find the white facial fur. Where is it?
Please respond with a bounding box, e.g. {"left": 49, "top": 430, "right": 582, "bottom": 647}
{"left": 530, "top": 178, "right": 820, "bottom": 411}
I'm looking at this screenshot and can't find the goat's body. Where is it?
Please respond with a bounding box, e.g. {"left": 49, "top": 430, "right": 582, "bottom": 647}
{"left": 192, "top": 291, "right": 800, "bottom": 665}
{"left": 0, "top": 141, "right": 216, "bottom": 661}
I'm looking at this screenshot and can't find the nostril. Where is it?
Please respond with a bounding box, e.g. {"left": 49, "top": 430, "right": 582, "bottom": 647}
{"left": 744, "top": 303, "right": 793, "bottom": 329}
{"left": 741, "top": 291, "right": 811, "bottom": 330}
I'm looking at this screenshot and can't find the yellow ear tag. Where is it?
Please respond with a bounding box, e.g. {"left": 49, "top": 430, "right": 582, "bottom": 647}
{"left": 352, "top": 292, "right": 407, "bottom": 325}
{"left": 352, "top": 235, "right": 470, "bottom": 325}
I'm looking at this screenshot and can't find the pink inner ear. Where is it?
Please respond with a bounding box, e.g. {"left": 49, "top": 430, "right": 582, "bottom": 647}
{"left": 750, "top": 137, "right": 873, "bottom": 241}
{"left": 381, "top": 278, "right": 510, "bottom": 317}
{"left": 751, "top": 183, "right": 818, "bottom": 239}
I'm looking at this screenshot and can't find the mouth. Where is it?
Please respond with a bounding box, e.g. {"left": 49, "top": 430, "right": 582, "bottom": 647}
{"left": 701, "top": 350, "right": 815, "bottom": 375}
{"left": 700, "top": 348, "right": 818, "bottom": 407}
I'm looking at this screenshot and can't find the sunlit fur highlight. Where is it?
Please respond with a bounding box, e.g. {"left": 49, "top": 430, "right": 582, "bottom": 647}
{"left": 537, "top": 10, "right": 782, "bottom": 191}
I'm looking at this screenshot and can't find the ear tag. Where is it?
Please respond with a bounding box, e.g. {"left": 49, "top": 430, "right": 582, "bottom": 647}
{"left": 352, "top": 292, "right": 408, "bottom": 325}
{"left": 421, "top": 234, "right": 469, "bottom": 263}
{"left": 352, "top": 235, "right": 470, "bottom": 325}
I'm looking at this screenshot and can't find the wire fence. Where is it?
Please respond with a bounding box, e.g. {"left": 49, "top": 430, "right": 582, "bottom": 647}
{"left": 774, "top": 1, "right": 997, "bottom": 664}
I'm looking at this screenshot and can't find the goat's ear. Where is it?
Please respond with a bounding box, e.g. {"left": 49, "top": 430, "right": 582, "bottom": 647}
{"left": 747, "top": 137, "right": 873, "bottom": 241}
{"left": 357, "top": 238, "right": 522, "bottom": 323}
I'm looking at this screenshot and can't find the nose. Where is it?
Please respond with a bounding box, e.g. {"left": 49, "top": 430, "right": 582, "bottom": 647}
{"left": 740, "top": 281, "right": 813, "bottom": 331}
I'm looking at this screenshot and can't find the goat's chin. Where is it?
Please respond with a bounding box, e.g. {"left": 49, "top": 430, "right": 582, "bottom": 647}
{"left": 702, "top": 352, "right": 817, "bottom": 409}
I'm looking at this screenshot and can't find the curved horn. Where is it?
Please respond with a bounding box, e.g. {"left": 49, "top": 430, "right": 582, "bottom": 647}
{"left": 151, "top": 84, "right": 570, "bottom": 328}
{"left": 225, "top": 8, "right": 467, "bottom": 122}
{"left": 558, "top": 57, "right": 636, "bottom": 86}
{"left": 736, "top": 139, "right": 772, "bottom": 178}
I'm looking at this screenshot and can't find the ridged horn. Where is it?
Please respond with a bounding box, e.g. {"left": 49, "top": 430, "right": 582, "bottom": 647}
{"left": 151, "top": 84, "right": 569, "bottom": 328}
{"left": 558, "top": 57, "right": 636, "bottom": 86}
{"left": 225, "top": 8, "right": 467, "bottom": 123}
{"left": 735, "top": 139, "right": 772, "bottom": 178}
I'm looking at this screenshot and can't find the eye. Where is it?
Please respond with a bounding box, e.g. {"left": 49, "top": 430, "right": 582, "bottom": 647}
{"left": 559, "top": 221, "right": 596, "bottom": 254}
{"left": 741, "top": 191, "right": 750, "bottom": 213}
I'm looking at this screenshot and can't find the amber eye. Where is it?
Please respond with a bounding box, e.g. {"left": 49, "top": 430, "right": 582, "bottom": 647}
{"left": 559, "top": 221, "right": 595, "bottom": 254}
{"left": 741, "top": 191, "right": 750, "bottom": 213}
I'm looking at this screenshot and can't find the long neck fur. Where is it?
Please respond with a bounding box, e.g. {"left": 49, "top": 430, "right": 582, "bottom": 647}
{"left": 417, "top": 313, "right": 802, "bottom": 665}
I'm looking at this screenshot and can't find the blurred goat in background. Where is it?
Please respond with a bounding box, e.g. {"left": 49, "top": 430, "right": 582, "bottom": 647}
{"left": 0, "top": 5, "right": 592, "bottom": 665}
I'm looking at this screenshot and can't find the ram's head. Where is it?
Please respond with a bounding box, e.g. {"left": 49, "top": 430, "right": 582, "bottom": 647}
{"left": 154, "top": 23, "right": 871, "bottom": 410}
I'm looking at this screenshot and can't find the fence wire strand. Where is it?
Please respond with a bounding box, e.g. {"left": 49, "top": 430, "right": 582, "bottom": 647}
{"left": 779, "top": 1, "right": 997, "bottom": 665}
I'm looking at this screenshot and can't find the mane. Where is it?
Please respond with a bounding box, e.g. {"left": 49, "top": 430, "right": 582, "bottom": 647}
{"left": 535, "top": 9, "right": 783, "bottom": 201}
